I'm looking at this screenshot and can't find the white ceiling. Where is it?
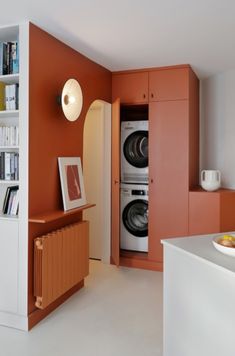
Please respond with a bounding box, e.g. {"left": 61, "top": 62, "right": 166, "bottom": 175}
{"left": 0, "top": 0, "right": 234, "bottom": 79}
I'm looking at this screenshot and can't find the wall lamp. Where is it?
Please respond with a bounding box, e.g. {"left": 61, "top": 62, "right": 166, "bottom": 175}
{"left": 58, "top": 79, "right": 83, "bottom": 121}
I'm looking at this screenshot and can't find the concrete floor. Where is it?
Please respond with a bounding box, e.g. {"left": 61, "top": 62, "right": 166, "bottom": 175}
{"left": 0, "top": 260, "right": 163, "bottom": 356}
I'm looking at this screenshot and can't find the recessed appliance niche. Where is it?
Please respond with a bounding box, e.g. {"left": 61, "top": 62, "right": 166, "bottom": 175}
{"left": 120, "top": 105, "right": 149, "bottom": 253}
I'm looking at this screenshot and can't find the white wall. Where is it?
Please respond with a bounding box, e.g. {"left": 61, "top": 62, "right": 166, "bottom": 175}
{"left": 201, "top": 70, "right": 235, "bottom": 188}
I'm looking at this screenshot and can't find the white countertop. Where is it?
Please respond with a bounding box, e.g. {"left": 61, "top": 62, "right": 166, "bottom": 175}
{"left": 162, "top": 233, "right": 235, "bottom": 275}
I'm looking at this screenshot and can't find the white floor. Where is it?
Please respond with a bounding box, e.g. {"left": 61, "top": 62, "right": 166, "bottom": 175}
{"left": 0, "top": 260, "right": 163, "bottom": 356}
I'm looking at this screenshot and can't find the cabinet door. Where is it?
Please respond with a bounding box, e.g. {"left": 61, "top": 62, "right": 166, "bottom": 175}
{"left": 0, "top": 220, "right": 19, "bottom": 313}
{"left": 149, "top": 68, "right": 189, "bottom": 101}
{"left": 111, "top": 99, "right": 120, "bottom": 266}
{"left": 189, "top": 192, "right": 220, "bottom": 235}
{"left": 112, "top": 72, "right": 148, "bottom": 104}
{"left": 148, "top": 101, "right": 189, "bottom": 262}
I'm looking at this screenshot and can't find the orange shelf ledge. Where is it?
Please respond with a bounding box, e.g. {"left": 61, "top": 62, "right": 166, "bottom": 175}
{"left": 29, "top": 203, "right": 95, "bottom": 224}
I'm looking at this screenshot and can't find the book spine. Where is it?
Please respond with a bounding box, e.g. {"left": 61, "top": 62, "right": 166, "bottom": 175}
{"left": 0, "top": 43, "right": 3, "bottom": 75}
{"left": 16, "top": 83, "right": 19, "bottom": 110}
{"left": 9, "top": 84, "right": 13, "bottom": 110}
{"left": 14, "top": 153, "right": 19, "bottom": 180}
{"left": 11, "top": 189, "right": 19, "bottom": 215}
{"left": 10, "top": 152, "right": 15, "bottom": 180}
{"left": 12, "top": 41, "right": 19, "bottom": 74}
{"left": 2, "top": 43, "right": 7, "bottom": 75}
{"left": 7, "top": 190, "right": 15, "bottom": 214}
{"left": 0, "top": 152, "right": 2, "bottom": 179}
{"left": 6, "top": 42, "right": 10, "bottom": 75}
{"left": 5, "top": 85, "right": 9, "bottom": 110}
{"left": 16, "top": 126, "right": 19, "bottom": 145}
{"left": 0, "top": 81, "right": 5, "bottom": 111}
{"left": 0, "top": 152, "right": 4, "bottom": 179}
{"left": 4, "top": 152, "right": 11, "bottom": 180}
{"left": 2, "top": 186, "right": 10, "bottom": 213}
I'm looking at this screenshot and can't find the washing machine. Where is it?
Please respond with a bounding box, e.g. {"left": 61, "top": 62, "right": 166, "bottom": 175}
{"left": 120, "top": 183, "right": 148, "bottom": 252}
{"left": 121, "top": 121, "right": 148, "bottom": 184}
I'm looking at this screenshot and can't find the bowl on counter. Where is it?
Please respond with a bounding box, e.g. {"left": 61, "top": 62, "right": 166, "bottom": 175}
{"left": 212, "top": 235, "right": 235, "bottom": 257}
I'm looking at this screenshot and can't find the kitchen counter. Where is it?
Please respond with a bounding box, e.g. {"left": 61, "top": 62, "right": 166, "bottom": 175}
{"left": 162, "top": 233, "right": 235, "bottom": 356}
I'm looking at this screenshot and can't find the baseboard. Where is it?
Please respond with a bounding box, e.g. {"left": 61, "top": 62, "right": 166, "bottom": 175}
{"left": 120, "top": 256, "right": 163, "bottom": 271}
{"left": 0, "top": 311, "right": 28, "bottom": 331}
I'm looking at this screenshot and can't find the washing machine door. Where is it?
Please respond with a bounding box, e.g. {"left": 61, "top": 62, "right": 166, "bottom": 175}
{"left": 122, "top": 199, "right": 148, "bottom": 237}
{"left": 123, "top": 130, "right": 148, "bottom": 168}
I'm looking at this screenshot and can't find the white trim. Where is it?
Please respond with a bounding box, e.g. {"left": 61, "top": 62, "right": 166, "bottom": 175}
{"left": 101, "top": 103, "right": 111, "bottom": 264}
{"left": 18, "top": 21, "right": 29, "bottom": 316}
{"left": 0, "top": 311, "right": 28, "bottom": 331}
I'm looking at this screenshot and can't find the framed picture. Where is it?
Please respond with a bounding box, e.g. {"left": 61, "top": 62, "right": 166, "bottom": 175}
{"left": 58, "top": 157, "right": 87, "bottom": 211}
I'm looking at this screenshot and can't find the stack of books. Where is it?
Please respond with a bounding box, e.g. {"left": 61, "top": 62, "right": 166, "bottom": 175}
{"left": 0, "top": 126, "right": 19, "bottom": 146}
{"left": 2, "top": 185, "right": 19, "bottom": 215}
{"left": 0, "top": 152, "right": 19, "bottom": 180}
{"left": 0, "top": 41, "right": 19, "bottom": 75}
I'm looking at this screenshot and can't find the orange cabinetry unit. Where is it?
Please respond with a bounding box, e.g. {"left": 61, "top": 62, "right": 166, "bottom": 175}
{"left": 149, "top": 67, "right": 189, "bottom": 101}
{"left": 189, "top": 189, "right": 235, "bottom": 235}
{"left": 112, "top": 72, "right": 148, "bottom": 104}
{"left": 111, "top": 65, "right": 199, "bottom": 270}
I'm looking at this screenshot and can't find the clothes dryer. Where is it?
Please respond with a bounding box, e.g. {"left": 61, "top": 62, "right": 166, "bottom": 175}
{"left": 121, "top": 121, "right": 148, "bottom": 183}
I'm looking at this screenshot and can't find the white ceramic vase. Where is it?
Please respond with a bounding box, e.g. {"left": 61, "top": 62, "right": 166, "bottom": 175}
{"left": 201, "top": 170, "right": 221, "bottom": 191}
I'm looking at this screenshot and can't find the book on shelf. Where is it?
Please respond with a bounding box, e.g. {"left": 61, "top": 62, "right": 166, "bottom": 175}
{"left": 2, "top": 185, "right": 19, "bottom": 215}
{"left": 0, "top": 81, "right": 5, "bottom": 110}
{"left": 0, "top": 125, "right": 19, "bottom": 146}
{"left": 0, "top": 151, "right": 19, "bottom": 180}
{"left": 0, "top": 41, "right": 19, "bottom": 75}
{"left": 11, "top": 41, "right": 19, "bottom": 74}
{"left": 5, "top": 83, "right": 19, "bottom": 110}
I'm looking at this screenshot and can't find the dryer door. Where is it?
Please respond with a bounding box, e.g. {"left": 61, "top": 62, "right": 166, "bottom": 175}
{"left": 122, "top": 199, "right": 148, "bottom": 237}
{"left": 123, "top": 130, "right": 148, "bottom": 168}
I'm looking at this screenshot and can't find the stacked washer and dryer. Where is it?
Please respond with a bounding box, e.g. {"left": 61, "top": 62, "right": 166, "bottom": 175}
{"left": 120, "top": 120, "right": 149, "bottom": 252}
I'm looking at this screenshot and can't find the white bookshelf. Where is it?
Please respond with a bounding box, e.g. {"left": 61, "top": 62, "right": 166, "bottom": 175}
{"left": 0, "top": 22, "right": 29, "bottom": 330}
{"left": 0, "top": 110, "right": 19, "bottom": 117}
{"left": 0, "top": 146, "right": 19, "bottom": 149}
{"left": 0, "top": 180, "right": 19, "bottom": 184}
{"left": 0, "top": 73, "right": 19, "bottom": 84}
{"left": 0, "top": 213, "right": 18, "bottom": 220}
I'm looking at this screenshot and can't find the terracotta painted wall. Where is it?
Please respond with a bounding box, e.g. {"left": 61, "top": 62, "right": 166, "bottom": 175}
{"left": 28, "top": 23, "right": 112, "bottom": 315}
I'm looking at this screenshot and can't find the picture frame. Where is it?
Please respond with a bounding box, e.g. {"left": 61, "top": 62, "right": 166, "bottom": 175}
{"left": 58, "top": 157, "right": 87, "bottom": 211}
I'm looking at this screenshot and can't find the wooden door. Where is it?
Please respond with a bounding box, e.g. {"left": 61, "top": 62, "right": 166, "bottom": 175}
{"left": 111, "top": 99, "right": 120, "bottom": 266}
{"left": 112, "top": 72, "right": 148, "bottom": 104}
{"left": 149, "top": 68, "right": 189, "bottom": 101}
{"left": 148, "top": 101, "right": 189, "bottom": 262}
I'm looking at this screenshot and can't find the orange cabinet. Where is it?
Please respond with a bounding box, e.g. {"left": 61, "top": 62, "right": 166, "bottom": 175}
{"left": 149, "top": 68, "right": 189, "bottom": 101}
{"left": 148, "top": 101, "right": 189, "bottom": 262}
{"left": 111, "top": 65, "right": 199, "bottom": 270}
{"left": 112, "top": 72, "right": 148, "bottom": 104}
{"left": 189, "top": 189, "right": 235, "bottom": 235}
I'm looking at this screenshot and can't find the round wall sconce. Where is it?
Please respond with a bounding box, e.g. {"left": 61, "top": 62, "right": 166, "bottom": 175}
{"left": 60, "top": 79, "right": 83, "bottom": 121}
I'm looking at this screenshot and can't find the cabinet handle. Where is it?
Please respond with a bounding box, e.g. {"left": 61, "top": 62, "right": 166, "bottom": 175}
{"left": 151, "top": 93, "right": 154, "bottom": 98}
{"left": 114, "top": 180, "right": 119, "bottom": 184}
{"left": 150, "top": 178, "right": 154, "bottom": 183}
{"left": 143, "top": 93, "right": 146, "bottom": 99}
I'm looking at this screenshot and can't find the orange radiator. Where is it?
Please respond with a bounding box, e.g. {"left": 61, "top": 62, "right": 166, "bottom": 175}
{"left": 34, "top": 220, "right": 89, "bottom": 309}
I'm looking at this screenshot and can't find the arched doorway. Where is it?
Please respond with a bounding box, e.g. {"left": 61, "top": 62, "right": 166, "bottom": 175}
{"left": 83, "top": 100, "right": 111, "bottom": 263}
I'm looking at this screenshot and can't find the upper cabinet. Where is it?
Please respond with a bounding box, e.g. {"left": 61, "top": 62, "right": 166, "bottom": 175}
{"left": 149, "top": 68, "right": 189, "bottom": 101}
{"left": 112, "top": 72, "right": 148, "bottom": 104}
{"left": 112, "top": 66, "right": 190, "bottom": 104}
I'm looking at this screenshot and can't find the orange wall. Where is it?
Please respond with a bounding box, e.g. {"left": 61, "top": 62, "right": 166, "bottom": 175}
{"left": 28, "top": 23, "right": 112, "bottom": 315}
